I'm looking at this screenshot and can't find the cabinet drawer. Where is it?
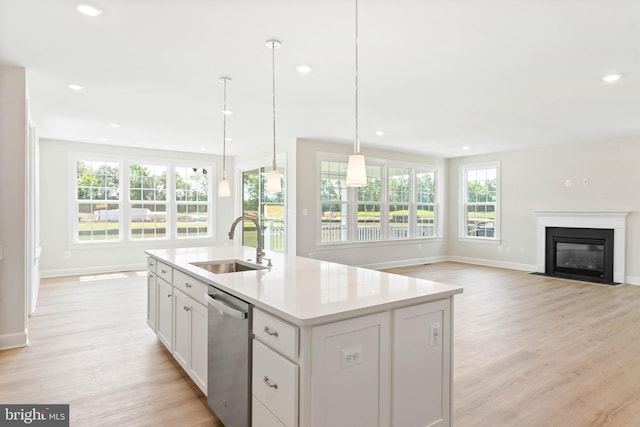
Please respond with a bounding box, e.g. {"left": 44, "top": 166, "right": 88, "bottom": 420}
{"left": 252, "top": 340, "right": 298, "bottom": 427}
{"left": 156, "top": 261, "right": 173, "bottom": 283}
{"left": 253, "top": 309, "right": 298, "bottom": 360}
{"left": 147, "top": 257, "right": 157, "bottom": 273}
{"left": 173, "top": 269, "right": 208, "bottom": 306}
{"left": 252, "top": 396, "right": 287, "bottom": 427}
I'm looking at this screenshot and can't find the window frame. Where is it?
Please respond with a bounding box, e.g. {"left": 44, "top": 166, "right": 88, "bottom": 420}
{"left": 459, "top": 161, "right": 501, "bottom": 242}
{"left": 69, "top": 153, "right": 215, "bottom": 246}
{"left": 317, "top": 153, "right": 442, "bottom": 247}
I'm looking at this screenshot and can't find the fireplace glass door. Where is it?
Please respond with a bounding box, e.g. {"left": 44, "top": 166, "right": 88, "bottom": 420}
{"left": 555, "top": 241, "right": 604, "bottom": 275}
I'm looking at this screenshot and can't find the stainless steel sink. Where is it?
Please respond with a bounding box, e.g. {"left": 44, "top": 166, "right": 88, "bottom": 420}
{"left": 190, "top": 259, "right": 267, "bottom": 274}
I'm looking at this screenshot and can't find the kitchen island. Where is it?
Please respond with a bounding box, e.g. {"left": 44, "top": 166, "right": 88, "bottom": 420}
{"left": 146, "top": 246, "right": 462, "bottom": 427}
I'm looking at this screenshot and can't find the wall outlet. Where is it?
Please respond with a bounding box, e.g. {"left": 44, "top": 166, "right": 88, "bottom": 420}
{"left": 583, "top": 178, "right": 589, "bottom": 186}
{"left": 430, "top": 322, "right": 441, "bottom": 346}
{"left": 507, "top": 247, "right": 512, "bottom": 254}
{"left": 498, "top": 245, "right": 502, "bottom": 253}
{"left": 565, "top": 179, "right": 572, "bottom": 188}
{"left": 520, "top": 247, "right": 525, "bottom": 255}
{"left": 341, "top": 345, "right": 363, "bottom": 369}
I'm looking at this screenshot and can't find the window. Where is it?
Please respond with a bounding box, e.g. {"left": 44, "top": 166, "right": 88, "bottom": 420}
{"left": 318, "top": 155, "right": 441, "bottom": 244}
{"left": 241, "top": 166, "right": 285, "bottom": 252}
{"left": 460, "top": 163, "right": 499, "bottom": 240}
{"left": 73, "top": 155, "right": 213, "bottom": 243}
{"left": 320, "top": 160, "right": 349, "bottom": 243}
{"left": 175, "top": 167, "right": 209, "bottom": 238}
{"left": 76, "top": 160, "right": 120, "bottom": 241}
{"left": 357, "top": 165, "right": 382, "bottom": 241}
{"left": 129, "top": 163, "right": 167, "bottom": 239}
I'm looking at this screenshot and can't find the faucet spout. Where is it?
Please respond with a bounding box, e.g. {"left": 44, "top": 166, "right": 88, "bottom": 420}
{"left": 228, "top": 215, "right": 265, "bottom": 264}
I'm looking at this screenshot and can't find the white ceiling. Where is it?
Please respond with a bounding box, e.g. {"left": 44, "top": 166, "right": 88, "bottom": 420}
{"left": 2, "top": 0, "right": 640, "bottom": 158}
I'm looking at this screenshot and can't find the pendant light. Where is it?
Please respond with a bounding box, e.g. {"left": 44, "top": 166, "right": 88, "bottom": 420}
{"left": 217, "top": 76, "right": 231, "bottom": 197}
{"left": 346, "top": 0, "right": 367, "bottom": 187}
{"left": 265, "top": 39, "right": 282, "bottom": 193}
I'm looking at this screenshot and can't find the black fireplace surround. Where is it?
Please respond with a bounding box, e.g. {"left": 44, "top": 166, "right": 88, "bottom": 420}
{"left": 545, "top": 227, "right": 615, "bottom": 284}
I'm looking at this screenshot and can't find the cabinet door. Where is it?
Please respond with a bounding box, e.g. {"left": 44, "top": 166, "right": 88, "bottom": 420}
{"left": 173, "top": 289, "right": 191, "bottom": 372}
{"left": 310, "top": 312, "right": 390, "bottom": 427}
{"left": 190, "top": 300, "right": 208, "bottom": 393}
{"left": 392, "top": 299, "right": 451, "bottom": 427}
{"left": 147, "top": 272, "right": 157, "bottom": 331}
{"left": 157, "top": 278, "right": 173, "bottom": 351}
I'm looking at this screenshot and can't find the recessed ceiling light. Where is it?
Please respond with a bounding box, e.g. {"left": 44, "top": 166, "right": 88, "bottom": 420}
{"left": 463, "top": 145, "right": 471, "bottom": 151}
{"left": 296, "top": 65, "right": 312, "bottom": 74}
{"left": 77, "top": 3, "right": 103, "bottom": 17}
{"left": 222, "top": 110, "right": 233, "bottom": 115}
{"left": 110, "top": 123, "right": 120, "bottom": 128}
{"left": 200, "top": 148, "right": 207, "bottom": 152}
{"left": 375, "top": 130, "right": 385, "bottom": 136}
{"left": 601, "top": 73, "right": 623, "bottom": 83}
{"left": 68, "top": 84, "right": 85, "bottom": 91}
{"left": 100, "top": 137, "right": 108, "bottom": 142}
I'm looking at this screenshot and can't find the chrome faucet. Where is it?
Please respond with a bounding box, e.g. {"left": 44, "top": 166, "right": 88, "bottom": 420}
{"left": 228, "top": 215, "right": 265, "bottom": 264}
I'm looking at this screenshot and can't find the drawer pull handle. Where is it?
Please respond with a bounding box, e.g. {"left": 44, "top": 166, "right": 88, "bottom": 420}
{"left": 149, "top": 273, "right": 154, "bottom": 278}
{"left": 184, "top": 306, "right": 191, "bottom": 311}
{"left": 263, "top": 326, "right": 279, "bottom": 337}
{"left": 263, "top": 376, "right": 278, "bottom": 389}
{"left": 185, "top": 283, "right": 192, "bottom": 288}
{"left": 161, "top": 269, "right": 167, "bottom": 274}
{"left": 167, "top": 294, "right": 171, "bottom": 298}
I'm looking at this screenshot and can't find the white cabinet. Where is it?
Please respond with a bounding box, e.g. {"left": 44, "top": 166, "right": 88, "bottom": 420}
{"left": 147, "top": 271, "right": 157, "bottom": 331}
{"left": 173, "top": 288, "right": 208, "bottom": 394}
{"left": 310, "top": 312, "right": 390, "bottom": 427}
{"left": 147, "top": 257, "right": 208, "bottom": 395}
{"left": 392, "top": 299, "right": 451, "bottom": 427}
{"left": 157, "top": 278, "right": 173, "bottom": 351}
{"left": 252, "top": 309, "right": 299, "bottom": 427}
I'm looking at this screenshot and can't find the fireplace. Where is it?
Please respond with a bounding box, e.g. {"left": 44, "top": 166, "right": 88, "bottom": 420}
{"left": 535, "top": 211, "right": 628, "bottom": 284}
{"left": 545, "top": 227, "right": 614, "bottom": 284}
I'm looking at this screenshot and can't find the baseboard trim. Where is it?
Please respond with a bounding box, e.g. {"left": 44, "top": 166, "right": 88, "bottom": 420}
{"left": 447, "top": 256, "right": 537, "bottom": 272}
{"left": 363, "top": 256, "right": 449, "bottom": 270}
{"left": 626, "top": 276, "right": 640, "bottom": 286}
{"left": 0, "top": 331, "right": 28, "bottom": 350}
{"left": 40, "top": 263, "right": 146, "bottom": 279}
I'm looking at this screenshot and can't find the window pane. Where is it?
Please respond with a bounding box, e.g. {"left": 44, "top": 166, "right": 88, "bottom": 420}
{"left": 357, "top": 203, "right": 381, "bottom": 241}
{"left": 321, "top": 203, "right": 348, "bottom": 243}
{"left": 389, "top": 167, "right": 410, "bottom": 203}
{"left": 389, "top": 203, "right": 409, "bottom": 239}
{"left": 77, "top": 203, "right": 120, "bottom": 241}
{"left": 176, "top": 204, "right": 208, "bottom": 237}
{"left": 321, "top": 161, "right": 348, "bottom": 202}
{"left": 416, "top": 170, "right": 435, "bottom": 204}
{"left": 466, "top": 204, "right": 495, "bottom": 237}
{"left": 417, "top": 204, "right": 435, "bottom": 237}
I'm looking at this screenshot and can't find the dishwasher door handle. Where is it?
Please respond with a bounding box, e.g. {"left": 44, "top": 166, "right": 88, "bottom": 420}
{"left": 205, "top": 293, "right": 248, "bottom": 320}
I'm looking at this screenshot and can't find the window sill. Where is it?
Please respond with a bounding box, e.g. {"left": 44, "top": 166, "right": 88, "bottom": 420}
{"left": 457, "top": 236, "right": 501, "bottom": 244}
{"left": 316, "top": 236, "right": 443, "bottom": 251}
{"left": 68, "top": 236, "right": 218, "bottom": 250}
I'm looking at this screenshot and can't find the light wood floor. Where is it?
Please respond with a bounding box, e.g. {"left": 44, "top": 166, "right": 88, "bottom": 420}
{"left": 384, "top": 262, "right": 640, "bottom": 427}
{"left": 2, "top": 264, "right": 640, "bottom": 426}
{"left": 0, "top": 271, "right": 222, "bottom": 427}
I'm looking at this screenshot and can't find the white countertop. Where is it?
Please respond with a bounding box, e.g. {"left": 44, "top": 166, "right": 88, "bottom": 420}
{"left": 146, "top": 246, "right": 463, "bottom": 326}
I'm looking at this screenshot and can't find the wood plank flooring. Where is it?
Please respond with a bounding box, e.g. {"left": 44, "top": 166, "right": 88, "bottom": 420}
{"left": 3, "top": 263, "right": 640, "bottom": 426}
{"left": 0, "top": 271, "right": 222, "bottom": 427}
{"left": 384, "top": 262, "right": 640, "bottom": 427}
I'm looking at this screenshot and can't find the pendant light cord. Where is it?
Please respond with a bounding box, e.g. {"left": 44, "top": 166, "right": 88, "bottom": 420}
{"left": 354, "top": 0, "right": 359, "bottom": 155}
{"left": 271, "top": 42, "right": 277, "bottom": 170}
{"left": 222, "top": 78, "right": 227, "bottom": 179}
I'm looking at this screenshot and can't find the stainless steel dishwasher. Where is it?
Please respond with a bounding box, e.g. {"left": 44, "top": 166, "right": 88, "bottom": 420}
{"left": 206, "top": 285, "right": 252, "bottom": 427}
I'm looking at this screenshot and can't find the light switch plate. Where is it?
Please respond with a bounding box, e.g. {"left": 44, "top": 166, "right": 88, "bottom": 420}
{"left": 430, "top": 322, "right": 441, "bottom": 346}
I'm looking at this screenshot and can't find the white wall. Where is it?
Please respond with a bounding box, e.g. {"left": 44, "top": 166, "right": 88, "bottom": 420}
{"left": 39, "top": 139, "right": 236, "bottom": 277}
{"left": 447, "top": 138, "right": 640, "bottom": 283}
{"left": 295, "top": 138, "right": 448, "bottom": 268}
{"left": 0, "top": 66, "right": 28, "bottom": 349}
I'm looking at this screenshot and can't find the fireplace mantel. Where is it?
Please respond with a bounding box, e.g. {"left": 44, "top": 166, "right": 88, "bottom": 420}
{"left": 534, "top": 211, "right": 629, "bottom": 283}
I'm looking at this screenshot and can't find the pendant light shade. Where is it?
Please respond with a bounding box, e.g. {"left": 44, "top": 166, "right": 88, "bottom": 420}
{"left": 218, "top": 76, "right": 232, "bottom": 197}
{"left": 346, "top": 0, "right": 367, "bottom": 188}
{"left": 346, "top": 153, "right": 367, "bottom": 187}
{"left": 266, "top": 39, "right": 282, "bottom": 193}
